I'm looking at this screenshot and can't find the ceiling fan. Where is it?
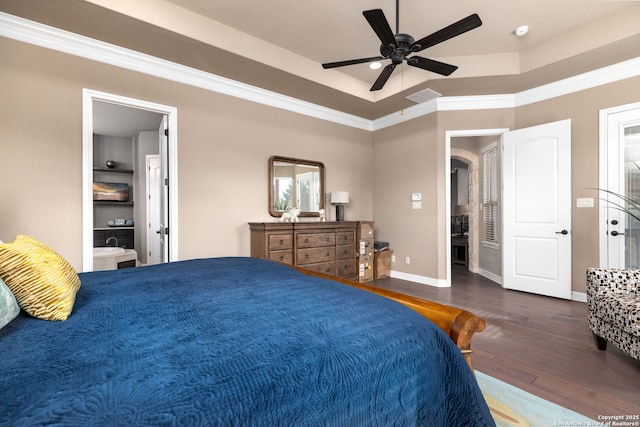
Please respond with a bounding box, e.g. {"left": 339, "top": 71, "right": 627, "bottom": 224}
{"left": 322, "top": 1, "right": 482, "bottom": 91}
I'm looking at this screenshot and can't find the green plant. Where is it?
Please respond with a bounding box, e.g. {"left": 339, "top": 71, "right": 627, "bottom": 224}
{"left": 596, "top": 162, "right": 640, "bottom": 223}
{"left": 597, "top": 188, "right": 640, "bottom": 223}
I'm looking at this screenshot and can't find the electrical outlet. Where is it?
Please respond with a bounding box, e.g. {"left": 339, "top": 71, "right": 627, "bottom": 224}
{"left": 405, "top": 256, "right": 410, "bottom": 265}
{"left": 391, "top": 255, "right": 395, "bottom": 263}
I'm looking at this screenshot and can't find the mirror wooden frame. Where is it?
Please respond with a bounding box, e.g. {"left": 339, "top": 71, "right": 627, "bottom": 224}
{"left": 269, "top": 156, "right": 325, "bottom": 217}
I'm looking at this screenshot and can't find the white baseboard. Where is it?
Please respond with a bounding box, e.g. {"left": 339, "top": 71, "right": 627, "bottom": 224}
{"left": 389, "top": 270, "right": 449, "bottom": 287}
{"left": 477, "top": 268, "right": 503, "bottom": 285}
{"left": 389, "top": 269, "right": 588, "bottom": 302}
{"left": 571, "top": 291, "right": 587, "bottom": 303}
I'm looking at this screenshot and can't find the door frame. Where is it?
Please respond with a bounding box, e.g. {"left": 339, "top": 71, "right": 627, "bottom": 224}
{"left": 598, "top": 101, "right": 640, "bottom": 267}
{"left": 82, "top": 89, "right": 179, "bottom": 272}
{"left": 445, "top": 128, "right": 509, "bottom": 287}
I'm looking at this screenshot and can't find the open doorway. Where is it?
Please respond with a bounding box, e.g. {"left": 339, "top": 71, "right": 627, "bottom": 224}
{"left": 445, "top": 129, "right": 508, "bottom": 287}
{"left": 82, "top": 89, "right": 179, "bottom": 272}
{"left": 450, "top": 156, "right": 473, "bottom": 271}
{"left": 446, "top": 122, "right": 572, "bottom": 299}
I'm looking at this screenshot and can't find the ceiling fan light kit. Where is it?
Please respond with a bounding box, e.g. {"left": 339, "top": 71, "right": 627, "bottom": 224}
{"left": 322, "top": 1, "right": 482, "bottom": 91}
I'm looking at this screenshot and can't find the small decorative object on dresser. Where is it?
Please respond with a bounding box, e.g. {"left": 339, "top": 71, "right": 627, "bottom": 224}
{"left": 278, "top": 207, "right": 300, "bottom": 223}
{"left": 249, "top": 221, "right": 357, "bottom": 280}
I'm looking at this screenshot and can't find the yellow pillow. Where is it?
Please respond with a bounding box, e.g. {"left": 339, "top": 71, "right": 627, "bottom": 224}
{"left": 0, "top": 235, "right": 81, "bottom": 321}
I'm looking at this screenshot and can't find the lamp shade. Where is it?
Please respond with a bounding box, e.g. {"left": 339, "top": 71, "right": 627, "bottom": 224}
{"left": 330, "top": 191, "right": 349, "bottom": 204}
{"left": 454, "top": 204, "right": 470, "bottom": 215}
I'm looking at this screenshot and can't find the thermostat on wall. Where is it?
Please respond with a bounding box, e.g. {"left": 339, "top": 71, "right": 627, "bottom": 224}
{"left": 411, "top": 192, "right": 422, "bottom": 201}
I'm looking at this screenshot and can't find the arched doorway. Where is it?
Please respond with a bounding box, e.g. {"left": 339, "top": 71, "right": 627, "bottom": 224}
{"left": 451, "top": 149, "right": 479, "bottom": 272}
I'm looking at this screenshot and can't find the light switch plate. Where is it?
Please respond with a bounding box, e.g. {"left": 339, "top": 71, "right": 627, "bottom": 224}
{"left": 412, "top": 201, "right": 422, "bottom": 209}
{"left": 576, "top": 197, "right": 594, "bottom": 208}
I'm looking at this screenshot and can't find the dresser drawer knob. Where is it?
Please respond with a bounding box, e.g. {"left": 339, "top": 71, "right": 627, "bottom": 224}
{"left": 279, "top": 256, "right": 284, "bottom": 261}
{"left": 279, "top": 239, "right": 284, "bottom": 245}
{"left": 304, "top": 238, "right": 310, "bottom": 243}
{"left": 304, "top": 254, "right": 309, "bottom": 259}
{"left": 325, "top": 237, "right": 330, "bottom": 241}
{"left": 326, "top": 251, "right": 330, "bottom": 257}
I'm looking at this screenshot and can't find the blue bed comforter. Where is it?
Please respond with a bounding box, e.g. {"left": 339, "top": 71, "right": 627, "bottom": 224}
{"left": 0, "top": 257, "right": 494, "bottom": 426}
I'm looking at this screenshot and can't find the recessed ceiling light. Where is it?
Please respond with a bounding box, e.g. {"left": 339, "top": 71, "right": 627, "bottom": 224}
{"left": 369, "top": 62, "right": 382, "bottom": 70}
{"left": 514, "top": 25, "right": 529, "bottom": 37}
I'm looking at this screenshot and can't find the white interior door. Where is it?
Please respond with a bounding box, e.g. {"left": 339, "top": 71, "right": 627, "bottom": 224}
{"left": 146, "top": 155, "right": 162, "bottom": 265}
{"left": 159, "top": 116, "right": 169, "bottom": 263}
{"left": 600, "top": 103, "right": 640, "bottom": 268}
{"left": 502, "top": 119, "right": 572, "bottom": 299}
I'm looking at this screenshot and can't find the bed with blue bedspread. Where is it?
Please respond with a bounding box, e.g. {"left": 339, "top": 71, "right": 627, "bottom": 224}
{"left": 0, "top": 257, "right": 494, "bottom": 426}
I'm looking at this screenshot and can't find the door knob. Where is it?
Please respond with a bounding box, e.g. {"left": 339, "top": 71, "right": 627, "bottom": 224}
{"left": 610, "top": 230, "right": 626, "bottom": 236}
{"left": 555, "top": 230, "right": 569, "bottom": 235}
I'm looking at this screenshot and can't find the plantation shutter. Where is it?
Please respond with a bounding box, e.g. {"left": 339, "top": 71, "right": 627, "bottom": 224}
{"left": 482, "top": 143, "right": 499, "bottom": 245}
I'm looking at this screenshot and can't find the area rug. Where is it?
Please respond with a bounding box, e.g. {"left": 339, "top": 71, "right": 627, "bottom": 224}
{"left": 475, "top": 371, "right": 597, "bottom": 426}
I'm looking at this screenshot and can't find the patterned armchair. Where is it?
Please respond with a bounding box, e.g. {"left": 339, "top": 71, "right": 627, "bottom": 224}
{"left": 586, "top": 268, "right": 640, "bottom": 361}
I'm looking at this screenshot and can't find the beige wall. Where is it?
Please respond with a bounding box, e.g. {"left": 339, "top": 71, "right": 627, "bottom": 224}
{"left": 372, "top": 110, "right": 514, "bottom": 281}
{"left": 3, "top": 34, "right": 640, "bottom": 294}
{"left": 0, "top": 37, "right": 373, "bottom": 270}
{"left": 374, "top": 77, "right": 640, "bottom": 294}
{"left": 372, "top": 114, "right": 439, "bottom": 278}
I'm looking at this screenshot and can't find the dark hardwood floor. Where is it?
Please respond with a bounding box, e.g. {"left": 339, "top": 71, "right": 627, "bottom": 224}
{"left": 370, "top": 265, "right": 640, "bottom": 420}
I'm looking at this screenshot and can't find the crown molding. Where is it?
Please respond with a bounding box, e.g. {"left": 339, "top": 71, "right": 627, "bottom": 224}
{"left": 0, "top": 12, "right": 373, "bottom": 131}
{"left": 2, "top": 11, "right": 640, "bottom": 132}
{"left": 514, "top": 56, "right": 640, "bottom": 107}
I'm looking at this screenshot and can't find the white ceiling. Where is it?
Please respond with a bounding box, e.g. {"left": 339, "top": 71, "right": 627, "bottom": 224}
{"left": 2, "top": 0, "right": 640, "bottom": 119}
{"left": 93, "top": 102, "right": 164, "bottom": 139}
{"left": 166, "top": 0, "right": 632, "bottom": 76}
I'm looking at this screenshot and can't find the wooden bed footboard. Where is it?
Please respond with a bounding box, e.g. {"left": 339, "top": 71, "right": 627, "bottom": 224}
{"left": 291, "top": 266, "right": 486, "bottom": 372}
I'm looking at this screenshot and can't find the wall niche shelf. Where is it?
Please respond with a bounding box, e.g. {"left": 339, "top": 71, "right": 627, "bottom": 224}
{"left": 93, "top": 201, "right": 134, "bottom": 206}
{"left": 93, "top": 167, "right": 134, "bottom": 174}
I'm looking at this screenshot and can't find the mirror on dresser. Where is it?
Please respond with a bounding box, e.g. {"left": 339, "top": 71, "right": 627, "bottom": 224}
{"left": 269, "top": 156, "right": 325, "bottom": 217}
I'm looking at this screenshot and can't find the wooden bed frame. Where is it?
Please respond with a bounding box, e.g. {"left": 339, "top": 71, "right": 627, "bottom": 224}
{"left": 292, "top": 266, "right": 487, "bottom": 372}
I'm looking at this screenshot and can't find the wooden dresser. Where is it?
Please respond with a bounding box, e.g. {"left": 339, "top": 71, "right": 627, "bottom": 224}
{"left": 249, "top": 222, "right": 358, "bottom": 280}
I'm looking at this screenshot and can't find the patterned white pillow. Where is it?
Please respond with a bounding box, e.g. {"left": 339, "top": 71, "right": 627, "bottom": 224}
{"left": 0, "top": 278, "right": 20, "bottom": 329}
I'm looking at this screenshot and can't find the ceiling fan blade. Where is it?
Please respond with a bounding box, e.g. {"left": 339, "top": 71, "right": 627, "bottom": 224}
{"left": 411, "top": 14, "right": 482, "bottom": 52}
{"left": 322, "top": 56, "right": 384, "bottom": 69}
{"left": 363, "top": 9, "right": 397, "bottom": 47}
{"left": 370, "top": 63, "right": 396, "bottom": 91}
{"left": 407, "top": 56, "right": 458, "bottom": 76}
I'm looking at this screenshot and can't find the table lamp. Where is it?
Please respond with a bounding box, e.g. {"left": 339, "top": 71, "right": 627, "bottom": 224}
{"left": 330, "top": 191, "right": 349, "bottom": 221}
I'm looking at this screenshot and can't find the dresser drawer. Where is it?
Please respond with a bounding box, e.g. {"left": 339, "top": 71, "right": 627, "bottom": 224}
{"left": 336, "top": 244, "right": 354, "bottom": 260}
{"left": 297, "top": 233, "right": 335, "bottom": 248}
{"left": 268, "top": 250, "right": 293, "bottom": 264}
{"left": 297, "top": 247, "right": 336, "bottom": 265}
{"left": 336, "top": 231, "right": 354, "bottom": 246}
{"left": 301, "top": 262, "right": 336, "bottom": 276}
{"left": 268, "top": 234, "right": 293, "bottom": 250}
{"left": 337, "top": 259, "right": 356, "bottom": 278}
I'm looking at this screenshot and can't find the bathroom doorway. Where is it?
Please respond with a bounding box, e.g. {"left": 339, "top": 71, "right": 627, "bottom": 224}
{"left": 82, "top": 89, "right": 178, "bottom": 272}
